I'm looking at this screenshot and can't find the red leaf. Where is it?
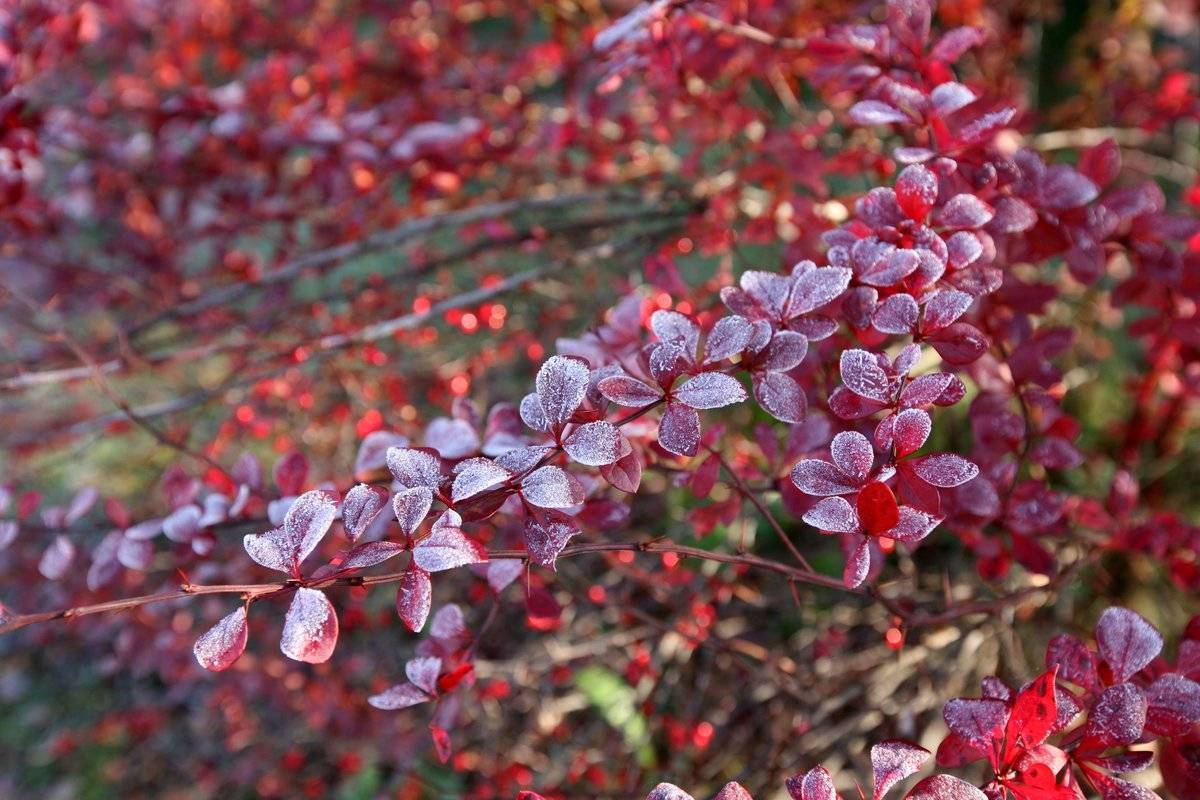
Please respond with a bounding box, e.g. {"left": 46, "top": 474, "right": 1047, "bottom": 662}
{"left": 858, "top": 482, "right": 900, "bottom": 536}
{"left": 1095, "top": 607, "right": 1163, "bottom": 684}
{"left": 1004, "top": 667, "right": 1059, "bottom": 758}
{"left": 273, "top": 451, "right": 308, "bottom": 495}
{"left": 430, "top": 725, "right": 452, "bottom": 763}
{"left": 396, "top": 562, "right": 432, "bottom": 632}
{"left": 904, "top": 774, "right": 987, "bottom": 800}
{"left": 413, "top": 510, "right": 487, "bottom": 572}
{"left": 279, "top": 588, "right": 338, "bottom": 664}
{"left": 871, "top": 739, "right": 930, "bottom": 800}
{"left": 340, "top": 483, "right": 389, "bottom": 542}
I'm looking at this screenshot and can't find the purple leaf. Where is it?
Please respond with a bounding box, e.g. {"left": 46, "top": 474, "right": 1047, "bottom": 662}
{"left": 753, "top": 370, "right": 807, "bottom": 424}
{"left": 279, "top": 587, "right": 338, "bottom": 664}
{"left": 936, "top": 194, "right": 994, "bottom": 229}
{"left": 273, "top": 451, "right": 308, "bottom": 495}
{"left": 786, "top": 766, "right": 841, "bottom": 800}
{"left": 536, "top": 355, "right": 590, "bottom": 429}
{"left": 922, "top": 290, "right": 973, "bottom": 332}
{"left": 674, "top": 372, "right": 747, "bottom": 409}
{"left": 900, "top": 373, "right": 957, "bottom": 408}
{"left": 340, "top": 540, "right": 406, "bottom": 570}
{"left": 650, "top": 309, "right": 701, "bottom": 352}
{"left": 1083, "top": 683, "right": 1148, "bottom": 748}
{"left": 844, "top": 537, "right": 871, "bottom": 588}
{"left": 564, "top": 421, "right": 626, "bottom": 466}
{"left": 341, "top": 484, "right": 389, "bottom": 542}
{"left": 524, "top": 513, "right": 579, "bottom": 568}
{"left": 1144, "top": 673, "right": 1200, "bottom": 736}
{"left": 413, "top": 510, "right": 487, "bottom": 572}
{"left": 1042, "top": 164, "right": 1099, "bottom": 210}
{"left": 887, "top": 506, "right": 940, "bottom": 542}
{"left": 892, "top": 408, "right": 932, "bottom": 456}
{"left": 424, "top": 417, "right": 480, "bottom": 459}
{"left": 830, "top": 431, "right": 875, "bottom": 483}
{"left": 849, "top": 100, "right": 909, "bottom": 126}
{"left": 396, "top": 562, "right": 432, "bottom": 632}
{"left": 393, "top": 486, "right": 434, "bottom": 536}
{"left": 0, "top": 520, "right": 17, "bottom": 551}
{"left": 990, "top": 197, "right": 1039, "bottom": 233}
{"left": 945, "top": 231, "right": 983, "bottom": 269}
{"left": 600, "top": 449, "right": 643, "bottom": 493}
{"left": 520, "top": 392, "right": 550, "bottom": 432}
{"left": 38, "top": 535, "right": 75, "bottom": 580}
{"left": 243, "top": 527, "right": 300, "bottom": 573}
{"left": 803, "top": 496, "right": 860, "bottom": 534}
{"left": 760, "top": 331, "right": 809, "bottom": 372}
{"left": 487, "top": 559, "right": 524, "bottom": 593}
{"left": 912, "top": 454, "right": 979, "bottom": 487}
{"left": 791, "top": 460, "right": 860, "bottom": 496}
{"left": 522, "top": 466, "right": 585, "bottom": 509}
{"left": 451, "top": 458, "right": 510, "bottom": 502}
{"left": 645, "top": 785, "right": 696, "bottom": 800}
{"left": 284, "top": 490, "right": 337, "bottom": 564}
{"left": 354, "top": 430, "right": 409, "bottom": 476}
{"left": 598, "top": 375, "right": 662, "bottom": 406}
{"left": 930, "top": 26, "right": 985, "bottom": 63}
{"left": 386, "top": 447, "right": 442, "bottom": 490}
{"left": 163, "top": 504, "right": 202, "bottom": 542}
{"left": 887, "top": 0, "right": 931, "bottom": 49}
{"left": 840, "top": 350, "right": 892, "bottom": 403}
{"left": 871, "top": 740, "right": 930, "bottom": 800}
{"left": 713, "top": 783, "right": 753, "bottom": 800}
{"left": 368, "top": 682, "right": 430, "bottom": 710}
{"left": 905, "top": 774, "right": 987, "bottom": 800}
{"left": 704, "top": 315, "right": 754, "bottom": 363}
{"left": 116, "top": 535, "right": 153, "bottom": 570}
{"left": 193, "top": 607, "right": 248, "bottom": 672}
{"left": 943, "top": 697, "right": 1008, "bottom": 752}
{"left": 873, "top": 294, "right": 919, "bottom": 334}
{"left": 930, "top": 82, "right": 977, "bottom": 115}
{"left": 1095, "top": 607, "right": 1163, "bottom": 683}
{"left": 861, "top": 249, "right": 921, "bottom": 287}
{"left": 658, "top": 403, "right": 701, "bottom": 457}
{"left": 788, "top": 266, "right": 853, "bottom": 316}
{"left": 405, "top": 655, "right": 442, "bottom": 695}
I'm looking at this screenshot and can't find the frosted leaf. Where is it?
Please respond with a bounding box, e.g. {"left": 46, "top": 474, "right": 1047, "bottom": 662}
{"left": 713, "top": 783, "right": 752, "bottom": 800}
{"left": 0, "top": 520, "right": 17, "bottom": 551}
{"left": 396, "top": 563, "right": 432, "bottom": 632}
{"left": 844, "top": 537, "right": 871, "bottom": 588}
{"left": 873, "top": 294, "right": 919, "bottom": 334}
{"left": 354, "top": 430, "right": 409, "bottom": 476}
{"left": 522, "top": 466, "right": 585, "bottom": 509}
{"left": 1143, "top": 673, "right": 1200, "bottom": 736}
{"left": 413, "top": 511, "right": 487, "bottom": 572}
{"left": 368, "top": 682, "right": 430, "bottom": 710}
{"left": 267, "top": 497, "right": 294, "bottom": 526}
{"left": 649, "top": 341, "right": 691, "bottom": 384}
{"left": 849, "top": 99, "right": 908, "bottom": 125}
{"left": 598, "top": 375, "right": 661, "bottom": 407}
{"left": 905, "top": 775, "right": 987, "bottom": 800}
{"left": 791, "top": 460, "right": 859, "bottom": 496}
{"left": 340, "top": 541, "right": 406, "bottom": 570}
{"left": 520, "top": 392, "right": 550, "bottom": 433}
{"left": 675, "top": 372, "right": 746, "bottom": 410}
{"left": 198, "top": 493, "right": 231, "bottom": 528}
{"left": 429, "top": 603, "right": 468, "bottom": 641}
{"left": 524, "top": 514, "right": 579, "bottom": 568}
{"left": 1083, "top": 683, "right": 1147, "bottom": 748}
{"left": 760, "top": 331, "right": 809, "bottom": 372}
{"left": 423, "top": 417, "right": 480, "bottom": 460}
{"left": 645, "top": 784, "right": 696, "bottom": 800}
{"left": 943, "top": 697, "right": 1008, "bottom": 750}
{"left": 896, "top": 164, "right": 938, "bottom": 220}
{"left": 931, "top": 26, "right": 985, "bottom": 62}
{"left": 393, "top": 486, "right": 434, "bottom": 536}
{"left": 650, "top": 309, "right": 701, "bottom": 353}
{"left": 385, "top": 447, "right": 442, "bottom": 490}
{"left": 991, "top": 197, "right": 1038, "bottom": 233}
{"left": 487, "top": 559, "right": 524, "bottom": 593}
{"left": 495, "top": 445, "right": 554, "bottom": 473}
{"left": 840, "top": 350, "right": 892, "bottom": 403}
{"left": 39, "top": 535, "right": 75, "bottom": 580}
{"left": 936, "top": 194, "right": 994, "bottom": 228}
{"left": 912, "top": 454, "right": 979, "bottom": 487}
{"left": 753, "top": 371, "right": 806, "bottom": 424}
{"left": 922, "top": 289, "right": 973, "bottom": 332}
{"left": 279, "top": 588, "right": 339, "bottom": 664}
{"left": 945, "top": 231, "right": 983, "bottom": 269}
{"left": 243, "top": 527, "right": 297, "bottom": 573}
{"left": 535, "top": 355, "right": 590, "bottom": 429}
{"left": 1095, "top": 607, "right": 1163, "bottom": 684}
{"left": 930, "top": 81, "right": 977, "bottom": 115}
{"left": 900, "top": 373, "right": 956, "bottom": 408}
{"left": 860, "top": 249, "right": 920, "bottom": 287}
{"left": 788, "top": 266, "right": 853, "bottom": 317}
{"left": 193, "top": 607, "right": 248, "bottom": 672}
{"left": 405, "top": 656, "right": 442, "bottom": 695}
{"left": 830, "top": 431, "right": 875, "bottom": 483}
{"left": 163, "top": 504, "right": 202, "bottom": 542}
{"left": 284, "top": 490, "right": 337, "bottom": 565}
{"left": 787, "top": 766, "right": 840, "bottom": 800}
{"left": 892, "top": 408, "right": 932, "bottom": 456}
{"left": 703, "top": 315, "right": 753, "bottom": 363}
{"left": 658, "top": 403, "right": 701, "bottom": 457}
{"left": 451, "top": 458, "right": 510, "bottom": 502}
{"left": 341, "top": 484, "right": 389, "bottom": 542}
{"left": 593, "top": 0, "right": 668, "bottom": 52}
{"left": 117, "top": 535, "right": 153, "bottom": 570}
{"left": 803, "top": 497, "right": 860, "bottom": 534}
{"left": 870, "top": 739, "right": 929, "bottom": 800}
{"left": 1042, "top": 164, "right": 1099, "bottom": 210}
{"left": 563, "top": 421, "right": 626, "bottom": 466}
{"left": 886, "top": 507, "right": 940, "bottom": 542}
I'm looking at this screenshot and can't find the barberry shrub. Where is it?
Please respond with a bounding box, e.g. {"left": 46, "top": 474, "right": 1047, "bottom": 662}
{"left": 1, "top": 0, "right": 1198, "bottom": 797}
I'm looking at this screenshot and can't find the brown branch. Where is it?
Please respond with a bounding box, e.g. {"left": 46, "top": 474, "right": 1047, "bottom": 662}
{"left": 690, "top": 11, "right": 807, "bottom": 50}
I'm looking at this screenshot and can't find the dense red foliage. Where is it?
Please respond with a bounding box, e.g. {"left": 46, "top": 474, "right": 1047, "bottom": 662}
{"left": 1, "top": 0, "right": 1198, "bottom": 797}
